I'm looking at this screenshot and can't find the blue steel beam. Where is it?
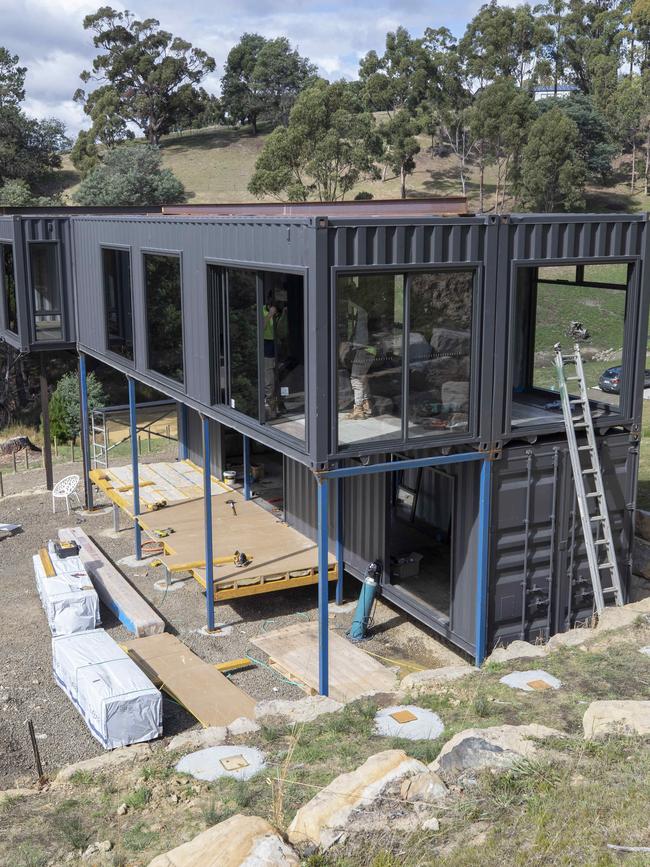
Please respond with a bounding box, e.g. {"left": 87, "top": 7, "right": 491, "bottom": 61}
{"left": 179, "top": 403, "right": 189, "bottom": 460}
{"left": 127, "top": 376, "right": 142, "bottom": 560}
{"left": 317, "top": 476, "right": 330, "bottom": 696}
{"left": 336, "top": 477, "right": 344, "bottom": 605}
{"left": 202, "top": 414, "right": 216, "bottom": 631}
{"left": 475, "top": 458, "right": 492, "bottom": 667}
{"left": 78, "top": 353, "right": 93, "bottom": 511}
{"left": 243, "top": 435, "right": 252, "bottom": 500}
{"left": 321, "top": 450, "right": 485, "bottom": 480}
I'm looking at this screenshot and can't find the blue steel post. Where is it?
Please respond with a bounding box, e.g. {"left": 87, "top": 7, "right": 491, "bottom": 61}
{"left": 243, "top": 435, "right": 251, "bottom": 500}
{"left": 317, "top": 475, "right": 329, "bottom": 696}
{"left": 127, "top": 377, "right": 142, "bottom": 560}
{"left": 78, "top": 353, "right": 93, "bottom": 510}
{"left": 475, "top": 458, "right": 492, "bottom": 667}
{"left": 202, "top": 414, "right": 216, "bottom": 631}
{"left": 179, "top": 403, "right": 189, "bottom": 460}
{"left": 335, "top": 477, "right": 344, "bottom": 604}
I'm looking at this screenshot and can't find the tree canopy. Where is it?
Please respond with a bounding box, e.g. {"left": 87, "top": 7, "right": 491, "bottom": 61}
{"left": 72, "top": 144, "right": 185, "bottom": 206}
{"left": 221, "top": 33, "right": 317, "bottom": 135}
{"left": 248, "top": 79, "right": 382, "bottom": 201}
{"left": 74, "top": 7, "right": 215, "bottom": 145}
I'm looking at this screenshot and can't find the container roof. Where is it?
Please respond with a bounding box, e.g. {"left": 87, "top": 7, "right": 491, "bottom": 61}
{"left": 161, "top": 197, "right": 469, "bottom": 219}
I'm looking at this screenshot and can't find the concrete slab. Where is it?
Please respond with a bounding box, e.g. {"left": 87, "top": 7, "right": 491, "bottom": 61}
{"left": 175, "top": 745, "right": 266, "bottom": 782}
{"left": 374, "top": 705, "right": 444, "bottom": 740}
{"left": 499, "top": 670, "right": 562, "bottom": 692}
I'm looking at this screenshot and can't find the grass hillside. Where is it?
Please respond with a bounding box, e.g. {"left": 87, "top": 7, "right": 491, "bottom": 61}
{"left": 50, "top": 123, "right": 650, "bottom": 212}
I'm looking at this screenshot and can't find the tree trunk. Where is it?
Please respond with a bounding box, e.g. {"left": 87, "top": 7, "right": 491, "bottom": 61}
{"left": 400, "top": 165, "right": 406, "bottom": 199}
{"left": 645, "top": 130, "right": 650, "bottom": 197}
{"left": 631, "top": 138, "right": 637, "bottom": 193}
{"left": 251, "top": 114, "right": 258, "bottom": 136}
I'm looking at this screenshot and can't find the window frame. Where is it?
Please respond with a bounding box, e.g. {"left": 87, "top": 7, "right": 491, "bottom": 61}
{"left": 141, "top": 247, "right": 186, "bottom": 389}
{"left": 101, "top": 244, "right": 135, "bottom": 366}
{"left": 0, "top": 242, "right": 18, "bottom": 336}
{"left": 329, "top": 262, "right": 482, "bottom": 457}
{"left": 206, "top": 258, "right": 310, "bottom": 450}
{"left": 27, "top": 239, "right": 65, "bottom": 344}
{"left": 504, "top": 256, "right": 639, "bottom": 434}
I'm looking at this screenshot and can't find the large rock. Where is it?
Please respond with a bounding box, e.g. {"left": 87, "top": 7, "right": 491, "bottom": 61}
{"left": 287, "top": 749, "right": 427, "bottom": 850}
{"left": 583, "top": 700, "right": 650, "bottom": 740}
{"left": 595, "top": 606, "right": 643, "bottom": 634}
{"left": 635, "top": 509, "right": 650, "bottom": 543}
{"left": 399, "top": 665, "right": 474, "bottom": 696}
{"left": 148, "top": 814, "right": 298, "bottom": 866}
{"left": 400, "top": 771, "right": 448, "bottom": 803}
{"left": 429, "top": 724, "right": 562, "bottom": 780}
{"left": 255, "top": 695, "right": 343, "bottom": 725}
{"left": 546, "top": 629, "right": 591, "bottom": 651}
{"left": 166, "top": 727, "right": 228, "bottom": 753}
{"left": 55, "top": 743, "right": 151, "bottom": 782}
{"left": 485, "top": 640, "right": 548, "bottom": 664}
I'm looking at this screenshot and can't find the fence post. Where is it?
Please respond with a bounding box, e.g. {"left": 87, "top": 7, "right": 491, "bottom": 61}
{"left": 25, "top": 450, "right": 29, "bottom": 470}
{"left": 13, "top": 452, "right": 16, "bottom": 474}
{"left": 0, "top": 471, "right": 3, "bottom": 498}
{"left": 71, "top": 442, "right": 75, "bottom": 463}
{"left": 54, "top": 436, "right": 58, "bottom": 457}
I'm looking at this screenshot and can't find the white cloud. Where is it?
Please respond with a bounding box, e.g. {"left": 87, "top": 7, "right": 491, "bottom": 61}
{"left": 1, "top": 0, "right": 493, "bottom": 135}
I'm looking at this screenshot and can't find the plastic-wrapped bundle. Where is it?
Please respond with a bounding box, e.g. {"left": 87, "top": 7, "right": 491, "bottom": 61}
{"left": 52, "top": 628, "right": 162, "bottom": 749}
{"left": 33, "top": 542, "right": 100, "bottom": 635}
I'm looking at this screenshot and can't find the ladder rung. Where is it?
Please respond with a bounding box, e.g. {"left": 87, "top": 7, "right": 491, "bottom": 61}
{"left": 589, "top": 515, "right": 605, "bottom": 522}
{"left": 598, "top": 562, "right": 614, "bottom": 570}
{"left": 565, "top": 376, "right": 580, "bottom": 381}
{"left": 586, "top": 492, "right": 601, "bottom": 498}
{"left": 578, "top": 445, "right": 593, "bottom": 451}
{"left": 594, "top": 540, "right": 608, "bottom": 546}
{"left": 582, "top": 469, "right": 597, "bottom": 475}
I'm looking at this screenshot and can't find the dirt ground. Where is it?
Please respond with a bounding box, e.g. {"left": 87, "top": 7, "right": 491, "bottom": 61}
{"left": 0, "top": 457, "right": 463, "bottom": 789}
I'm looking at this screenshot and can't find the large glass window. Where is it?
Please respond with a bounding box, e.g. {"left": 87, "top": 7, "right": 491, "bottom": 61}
{"left": 337, "top": 274, "right": 404, "bottom": 445}
{"left": 102, "top": 247, "right": 133, "bottom": 360}
{"left": 336, "top": 269, "right": 474, "bottom": 446}
{"left": 408, "top": 271, "right": 473, "bottom": 437}
{"left": 209, "top": 265, "right": 306, "bottom": 439}
{"left": 511, "top": 263, "right": 630, "bottom": 427}
{"left": 30, "top": 243, "right": 62, "bottom": 342}
{"left": 144, "top": 253, "right": 183, "bottom": 383}
{"left": 1, "top": 244, "right": 17, "bottom": 334}
{"left": 226, "top": 268, "right": 259, "bottom": 418}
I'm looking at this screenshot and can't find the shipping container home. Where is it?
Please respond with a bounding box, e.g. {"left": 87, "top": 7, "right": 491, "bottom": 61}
{"left": 1, "top": 202, "right": 648, "bottom": 688}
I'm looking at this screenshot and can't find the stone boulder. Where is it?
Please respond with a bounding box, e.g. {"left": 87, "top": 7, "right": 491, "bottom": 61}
{"left": 485, "top": 641, "right": 548, "bottom": 664}
{"left": 56, "top": 743, "right": 151, "bottom": 783}
{"left": 546, "top": 629, "right": 591, "bottom": 652}
{"left": 583, "top": 700, "right": 650, "bottom": 740}
{"left": 399, "top": 665, "right": 474, "bottom": 697}
{"left": 635, "top": 509, "right": 650, "bottom": 543}
{"left": 595, "top": 606, "right": 643, "bottom": 634}
{"left": 633, "top": 536, "right": 650, "bottom": 579}
{"left": 148, "top": 814, "right": 298, "bottom": 866}
{"left": 400, "top": 771, "right": 448, "bottom": 803}
{"left": 287, "top": 749, "right": 427, "bottom": 850}
{"left": 166, "top": 727, "right": 228, "bottom": 753}
{"left": 255, "top": 695, "right": 343, "bottom": 725}
{"left": 441, "top": 381, "right": 469, "bottom": 412}
{"left": 429, "top": 724, "right": 562, "bottom": 781}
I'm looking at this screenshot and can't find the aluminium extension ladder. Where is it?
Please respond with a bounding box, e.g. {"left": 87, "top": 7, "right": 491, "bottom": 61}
{"left": 553, "top": 343, "right": 624, "bottom": 614}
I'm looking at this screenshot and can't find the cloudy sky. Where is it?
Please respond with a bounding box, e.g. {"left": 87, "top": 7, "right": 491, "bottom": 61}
{"left": 0, "top": 0, "right": 486, "bottom": 136}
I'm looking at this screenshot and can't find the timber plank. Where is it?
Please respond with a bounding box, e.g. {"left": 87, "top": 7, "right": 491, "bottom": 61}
{"left": 251, "top": 622, "right": 398, "bottom": 703}
{"left": 122, "top": 633, "right": 256, "bottom": 727}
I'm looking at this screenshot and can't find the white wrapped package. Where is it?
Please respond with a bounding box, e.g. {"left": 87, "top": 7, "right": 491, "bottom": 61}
{"left": 33, "top": 547, "right": 100, "bottom": 636}
{"left": 52, "top": 629, "right": 162, "bottom": 749}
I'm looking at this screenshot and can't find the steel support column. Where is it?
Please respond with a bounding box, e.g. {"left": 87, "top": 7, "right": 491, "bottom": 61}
{"left": 243, "top": 435, "right": 251, "bottom": 500}
{"left": 78, "top": 353, "right": 93, "bottom": 510}
{"left": 317, "top": 475, "right": 329, "bottom": 696}
{"left": 475, "top": 458, "right": 492, "bottom": 667}
{"left": 202, "top": 414, "right": 215, "bottom": 631}
{"left": 127, "top": 376, "right": 141, "bottom": 560}
{"left": 335, "top": 477, "right": 344, "bottom": 605}
{"left": 179, "top": 403, "right": 189, "bottom": 460}
{"left": 40, "top": 353, "right": 53, "bottom": 491}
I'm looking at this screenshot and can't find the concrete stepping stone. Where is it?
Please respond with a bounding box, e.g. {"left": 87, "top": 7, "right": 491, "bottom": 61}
{"left": 499, "top": 670, "right": 561, "bottom": 692}
{"left": 175, "top": 745, "right": 266, "bottom": 782}
{"left": 374, "top": 705, "right": 444, "bottom": 740}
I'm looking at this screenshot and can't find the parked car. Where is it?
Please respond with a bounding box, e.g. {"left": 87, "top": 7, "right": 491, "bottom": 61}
{"left": 598, "top": 365, "right": 650, "bottom": 394}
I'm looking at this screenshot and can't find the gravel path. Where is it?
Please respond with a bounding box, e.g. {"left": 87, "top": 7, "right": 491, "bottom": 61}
{"left": 0, "top": 460, "right": 463, "bottom": 788}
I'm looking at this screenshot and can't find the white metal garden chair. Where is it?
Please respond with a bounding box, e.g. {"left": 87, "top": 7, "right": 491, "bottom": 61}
{"left": 52, "top": 474, "right": 82, "bottom": 514}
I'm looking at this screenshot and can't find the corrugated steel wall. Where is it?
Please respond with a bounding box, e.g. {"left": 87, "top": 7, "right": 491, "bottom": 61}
{"left": 490, "top": 432, "right": 635, "bottom": 648}
{"left": 0, "top": 217, "right": 13, "bottom": 241}
{"left": 505, "top": 214, "right": 646, "bottom": 261}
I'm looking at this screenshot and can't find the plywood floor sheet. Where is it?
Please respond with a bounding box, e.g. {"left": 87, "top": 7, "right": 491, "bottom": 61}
{"left": 138, "top": 491, "right": 336, "bottom": 588}
{"left": 251, "top": 621, "right": 398, "bottom": 703}
{"left": 122, "top": 632, "right": 256, "bottom": 727}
